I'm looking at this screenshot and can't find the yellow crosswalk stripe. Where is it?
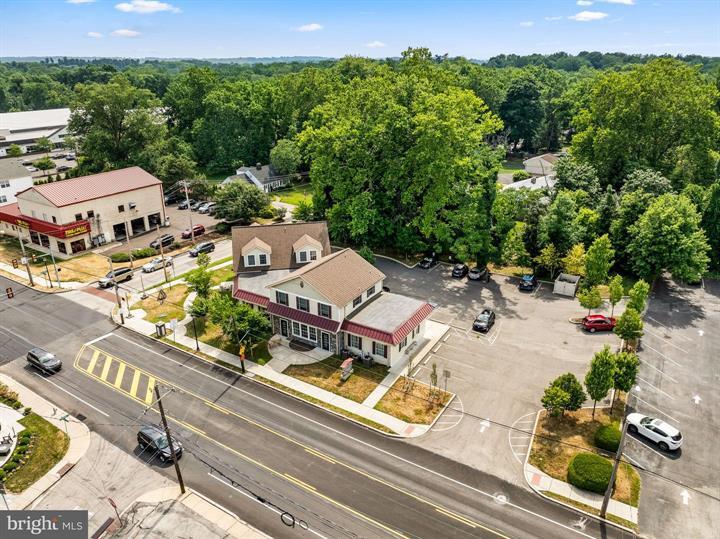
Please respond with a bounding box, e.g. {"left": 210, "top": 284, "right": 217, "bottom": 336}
{"left": 87, "top": 349, "right": 100, "bottom": 374}
{"left": 113, "top": 363, "right": 126, "bottom": 388}
{"left": 144, "top": 377, "right": 156, "bottom": 404}
{"left": 100, "top": 355, "right": 112, "bottom": 381}
{"left": 129, "top": 370, "right": 141, "bottom": 398}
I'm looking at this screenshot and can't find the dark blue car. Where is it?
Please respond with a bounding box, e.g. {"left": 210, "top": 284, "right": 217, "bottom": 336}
{"left": 518, "top": 274, "right": 538, "bottom": 291}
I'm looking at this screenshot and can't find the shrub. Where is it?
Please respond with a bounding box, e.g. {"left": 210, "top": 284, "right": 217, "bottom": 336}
{"left": 358, "top": 246, "right": 376, "bottom": 265}
{"left": 11, "top": 455, "right": 22, "bottom": 464}
{"left": 272, "top": 206, "right": 287, "bottom": 222}
{"left": 567, "top": 453, "right": 613, "bottom": 494}
{"left": 3, "top": 462, "right": 17, "bottom": 472}
{"left": 170, "top": 242, "right": 182, "bottom": 251}
{"left": 0, "top": 470, "right": 5, "bottom": 481}
{"left": 258, "top": 205, "right": 275, "bottom": 219}
{"left": 594, "top": 424, "right": 622, "bottom": 452}
{"left": 23, "top": 406, "right": 32, "bottom": 416}
{"left": 131, "top": 247, "right": 156, "bottom": 259}
{"left": 513, "top": 170, "right": 531, "bottom": 182}
{"left": 110, "top": 252, "right": 130, "bottom": 263}
{"left": 215, "top": 222, "right": 230, "bottom": 234}
{"left": 189, "top": 296, "right": 209, "bottom": 318}
{"left": 20, "top": 431, "right": 31, "bottom": 440}
{"left": 15, "top": 446, "right": 27, "bottom": 456}
{"left": 11, "top": 401, "right": 21, "bottom": 410}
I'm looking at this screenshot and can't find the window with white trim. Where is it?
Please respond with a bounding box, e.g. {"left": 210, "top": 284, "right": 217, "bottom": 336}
{"left": 318, "top": 303, "right": 331, "bottom": 318}
{"left": 398, "top": 335, "right": 408, "bottom": 351}
{"left": 247, "top": 254, "right": 256, "bottom": 266}
{"left": 291, "top": 321, "right": 318, "bottom": 342}
{"left": 259, "top": 253, "right": 268, "bottom": 265}
{"left": 299, "top": 250, "right": 308, "bottom": 263}
{"left": 292, "top": 321, "right": 300, "bottom": 335}
{"left": 0, "top": 195, "right": 6, "bottom": 204}
{"left": 309, "top": 250, "right": 317, "bottom": 261}
{"left": 348, "top": 334, "right": 362, "bottom": 349}
{"left": 373, "top": 342, "right": 387, "bottom": 358}
{"left": 352, "top": 295, "right": 362, "bottom": 308}
{"left": 296, "top": 297, "right": 310, "bottom": 312}
{"left": 276, "top": 291, "right": 289, "bottom": 306}
{"left": 366, "top": 285, "right": 376, "bottom": 298}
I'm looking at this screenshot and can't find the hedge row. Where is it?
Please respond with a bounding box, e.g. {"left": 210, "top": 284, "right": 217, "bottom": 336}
{"left": 567, "top": 453, "right": 613, "bottom": 494}
{"left": 594, "top": 424, "right": 622, "bottom": 452}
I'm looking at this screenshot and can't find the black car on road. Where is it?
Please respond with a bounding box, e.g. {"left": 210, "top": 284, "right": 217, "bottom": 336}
{"left": 519, "top": 274, "right": 538, "bottom": 291}
{"left": 137, "top": 425, "right": 183, "bottom": 462}
{"left": 418, "top": 254, "right": 438, "bottom": 269}
{"left": 150, "top": 234, "right": 174, "bottom": 250}
{"left": 189, "top": 241, "right": 215, "bottom": 257}
{"left": 472, "top": 309, "right": 496, "bottom": 333}
{"left": 468, "top": 266, "right": 489, "bottom": 282}
{"left": 451, "top": 263, "right": 468, "bottom": 278}
{"left": 27, "top": 347, "right": 62, "bottom": 373}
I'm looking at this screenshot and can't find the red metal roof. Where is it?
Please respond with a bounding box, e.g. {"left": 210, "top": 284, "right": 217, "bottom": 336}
{"left": 16, "top": 166, "right": 162, "bottom": 207}
{"left": 233, "top": 288, "right": 270, "bottom": 308}
{"left": 266, "top": 302, "right": 340, "bottom": 333}
{"left": 341, "top": 302, "right": 434, "bottom": 345}
{"left": 0, "top": 202, "right": 90, "bottom": 239}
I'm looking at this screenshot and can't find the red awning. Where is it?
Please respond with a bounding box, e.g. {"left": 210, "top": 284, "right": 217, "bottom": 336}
{"left": 267, "top": 302, "right": 340, "bottom": 333}
{"left": 0, "top": 203, "right": 90, "bottom": 239}
{"left": 341, "top": 302, "right": 434, "bottom": 345}
{"left": 233, "top": 288, "right": 270, "bottom": 307}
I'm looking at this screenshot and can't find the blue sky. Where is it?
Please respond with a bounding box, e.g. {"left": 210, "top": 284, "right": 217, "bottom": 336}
{"left": 1, "top": 0, "right": 718, "bottom": 59}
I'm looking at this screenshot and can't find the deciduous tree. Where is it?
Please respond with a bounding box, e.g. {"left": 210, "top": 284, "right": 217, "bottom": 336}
{"left": 578, "top": 285, "right": 602, "bottom": 316}
{"left": 213, "top": 182, "right": 270, "bottom": 223}
{"left": 270, "top": 139, "right": 302, "bottom": 176}
{"left": 534, "top": 243, "right": 561, "bottom": 278}
{"left": 7, "top": 144, "right": 22, "bottom": 158}
{"left": 612, "top": 351, "right": 639, "bottom": 408}
{"left": 585, "top": 234, "right": 615, "bottom": 286}
{"left": 627, "top": 279, "right": 650, "bottom": 313}
{"left": 614, "top": 308, "right": 644, "bottom": 349}
{"left": 608, "top": 275, "right": 624, "bottom": 317}
{"left": 562, "top": 243, "right": 586, "bottom": 276}
{"left": 542, "top": 373, "right": 586, "bottom": 417}
{"left": 585, "top": 345, "right": 616, "bottom": 418}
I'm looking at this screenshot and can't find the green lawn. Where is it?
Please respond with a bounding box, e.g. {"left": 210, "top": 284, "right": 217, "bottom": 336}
{"left": 272, "top": 183, "right": 313, "bottom": 205}
{"left": 209, "top": 265, "right": 235, "bottom": 286}
{"left": 4, "top": 413, "right": 69, "bottom": 493}
{"left": 499, "top": 158, "right": 524, "bottom": 175}
{"left": 186, "top": 316, "right": 272, "bottom": 364}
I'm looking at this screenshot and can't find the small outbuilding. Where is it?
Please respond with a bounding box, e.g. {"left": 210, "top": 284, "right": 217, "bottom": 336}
{"left": 554, "top": 273, "right": 580, "bottom": 297}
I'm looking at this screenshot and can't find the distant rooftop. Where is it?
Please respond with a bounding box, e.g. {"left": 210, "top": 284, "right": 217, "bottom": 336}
{"left": 0, "top": 108, "right": 70, "bottom": 131}
{"left": 0, "top": 158, "right": 31, "bottom": 181}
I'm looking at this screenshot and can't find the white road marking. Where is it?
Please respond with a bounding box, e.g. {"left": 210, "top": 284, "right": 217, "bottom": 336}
{"left": 639, "top": 358, "right": 678, "bottom": 383}
{"left": 637, "top": 376, "right": 676, "bottom": 400}
{"left": 642, "top": 343, "right": 683, "bottom": 367}
{"left": 627, "top": 438, "right": 673, "bottom": 460}
{"left": 698, "top": 330, "right": 704, "bottom": 337}
{"left": 692, "top": 395, "right": 702, "bottom": 404}
{"left": 643, "top": 328, "right": 689, "bottom": 354}
{"left": 680, "top": 490, "right": 690, "bottom": 505}
{"left": 633, "top": 395, "right": 680, "bottom": 423}
{"left": 646, "top": 317, "right": 693, "bottom": 341}
{"left": 86, "top": 332, "right": 115, "bottom": 345}
{"left": 106, "top": 333, "right": 596, "bottom": 539}
{"left": 479, "top": 418, "right": 490, "bottom": 433}
{"left": 33, "top": 373, "right": 110, "bottom": 417}
{"left": 208, "top": 473, "right": 329, "bottom": 539}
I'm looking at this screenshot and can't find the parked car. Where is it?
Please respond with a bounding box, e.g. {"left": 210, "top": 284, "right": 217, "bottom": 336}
{"left": 418, "top": 253, "right": 438, "bottom": 269}
{"left": 197, "top": 202, "right": 216, "bottom": 214}
{"left": 468, "top": 266, "right": 489, "bottom": 281}
{"left": 98, "top": 267, "right": 133, "bottom": 288}
{"left": 137, "top": 425, "right": 183, "bottom": 462}
{"left": 626, "top": 413, "right": 683, "bottom": 451}
{"left": 177, "top": 199, "right": 196, "bottom": 210}
{"left": 519, "top": 274, "right": 538, "bottom": 291}
{"left": 25, "top": 166, "right": 38, "bottom": 172}
{"left": 451, "top": 263, "right": 468, "bottom": 278}
{"left": 56, "top": 164, "right": 72, "bottom": 172}
{"left": 472, "top": 309, "right": 496, "bottom": 332}
{"left": 581, "top": 315, "right": 616, "bottom": 333}
{"left": 190, "top": 200, "right": 205, "bottom": 211}
{"left": 150, "top": 234, "right": 175, "bottom": 249}
{"left": 27, "top": 347, "right": 62, "bottom": 374}
{"left": 142, "top": 257, "right": 173, "bottom": 273}
{"left": 189, "top": 241, "right": 215, "bottom": 257}
{"left": 65, "top": 152, "right": 76, "bottom": 160}
{"left": 181, "top": 224, "right": 205, "bottom": 239}
{"left": 164, "top": 193, "right": 182, "bottom": 204}
{"left": 21, "top": 159, "right": 33, "bottom": 166}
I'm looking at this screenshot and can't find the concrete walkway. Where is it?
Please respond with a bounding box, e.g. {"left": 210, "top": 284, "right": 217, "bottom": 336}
{"left": 0, "top": 374, "right": 91, "bottom": 510}
{"left": 115, "top": 303, "right": 438, "bottom": 437}
{"left": 0, "top": 261, "right": 85, "bottom": 290}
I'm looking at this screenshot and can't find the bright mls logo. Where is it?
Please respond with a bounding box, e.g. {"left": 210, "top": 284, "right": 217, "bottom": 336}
{"left": 1, "top": 511, "right": 87, "bottom": 538}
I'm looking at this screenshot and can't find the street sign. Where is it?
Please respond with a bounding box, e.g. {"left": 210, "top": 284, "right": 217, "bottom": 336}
{"left": 20, "top": 257, "right": 28, "bottom": 265}
{"left": 5, "top": 287, "right": 13, "bottom": 299}
{"left": 443, "top": 369, "right": 451, "bottom": 379}
{"left": 157, "top": 289, "right": 167, "bottom": 304}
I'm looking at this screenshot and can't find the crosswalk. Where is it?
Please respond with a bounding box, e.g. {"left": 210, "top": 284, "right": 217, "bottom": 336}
{"left": 75, "top": 345, "right": 156, "bottom": 405}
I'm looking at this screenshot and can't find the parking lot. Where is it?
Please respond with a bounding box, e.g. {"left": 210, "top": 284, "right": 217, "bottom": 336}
{"left": 375, "top": 258, "right": 626, "bottom": 487}
{"left": 624, "top": 277, "right": 719, "bottom": 539}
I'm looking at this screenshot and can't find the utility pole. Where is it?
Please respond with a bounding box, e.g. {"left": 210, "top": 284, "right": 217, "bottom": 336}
{"left": 182, "top": 180, "right": 195, "bottom": 244}
{"left": 154, "top": 385, "right": 185, "bottom": 494}
{"left": 47, "top": 249, "right": 61, "bottom": 288}
{"left": 42, "top": 257, "right": 53, "bottom": 288}
{"left": 17, "top": 229, "right": 34, "bottom": 287}
{"left": 231, "top": 319, "right": 248, "bottom": 374}
{"left": 156, "top": 224, "right": 169, "bottom": 284}
{"left": 600, "top": 419, "right": 629, "bottom": 518}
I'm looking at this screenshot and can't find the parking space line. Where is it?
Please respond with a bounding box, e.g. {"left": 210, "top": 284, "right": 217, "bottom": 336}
{"left": 643, "top": 343, "right": 683, "bottom": 367}
{"left": 637, "top": 376, "right": 675, "bottom": 400}
{"left": 643, "top": 329, "right": 689, "bottom": 354}
{"left": 634, "top": 395, "right": 680, "bottom": 423}
{"left": 626, "top": 437, "right": 673, "bottom": 460}
{"left": 646, "top": 317, "right": 692, "bottom": 342}
{"left": 639, "top": 358, "right": 678, "bottom": 383}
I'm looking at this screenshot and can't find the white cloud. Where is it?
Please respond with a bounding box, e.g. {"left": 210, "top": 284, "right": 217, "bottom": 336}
{"left": 519, "top": 21, "right": 535, "bottom": 27}
{"left": 115, "top": 0, "right": 180, "bottom": 14}
{"left": 577, "top": 0, "right": 593, "bottom": 5}
{"left": 111, "top": 29, "right": 141, "bottom": 37}
{"left": 569, "top": 10, "right": 609, "bottom": 21}
{"left": 87, "top": 31, "right": 103, "bottom": 38}
{"left": 544, "top": 16, "right": 563, "bottom": 21}
{"left": 67, "top": 0, "right": 95, "bottom": 4}
{"left": 295, "top": 23, "right": 323, "bottom": 32}
{"left": 364, "top": 40, "right": 386, "bottom": 48}
{"left": 603, "top": 0, "right": 635, "bottom": 4}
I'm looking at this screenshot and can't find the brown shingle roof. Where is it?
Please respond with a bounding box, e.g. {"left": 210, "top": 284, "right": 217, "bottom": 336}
{"left": 232, "top": 221, "right": 331, "bottom": 273}
{"left": 270, "top": 248, "right": 386, "bottom": 307}
{"left": 17, "top": 166, "right": 161, "bottom": 207}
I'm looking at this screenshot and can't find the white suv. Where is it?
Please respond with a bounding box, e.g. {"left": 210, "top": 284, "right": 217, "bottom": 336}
{"left": 626, "top": 413, "right": 683, "bottom": 451}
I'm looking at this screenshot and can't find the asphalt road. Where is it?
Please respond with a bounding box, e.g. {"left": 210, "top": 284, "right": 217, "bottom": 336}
{"left": 0, "top": 276, "right": 635, "bottom": 539}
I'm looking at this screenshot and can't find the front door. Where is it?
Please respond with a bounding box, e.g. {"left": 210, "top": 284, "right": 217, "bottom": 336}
{"left": 320, "top": 332, "right": 330, "bottom": 351}
{"left": 280, "top": 319, "right": 289, "bottom": 338}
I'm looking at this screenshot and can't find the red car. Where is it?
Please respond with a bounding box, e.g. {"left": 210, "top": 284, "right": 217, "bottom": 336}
{"left": 181, "top": 224, "right": 205, "bottom": 239}
{"left": 582, "top": 315, "right": 616, "bottom": 333}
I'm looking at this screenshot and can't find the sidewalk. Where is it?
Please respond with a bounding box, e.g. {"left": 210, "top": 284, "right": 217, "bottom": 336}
{"left": 0, "top": 374, "right": 91, "bottom": 510}
{"left": 0, "top": 261, "right": 85, "bottom": 290}
{"left": 115, "top": 299, "right": 450, "bottom": 437}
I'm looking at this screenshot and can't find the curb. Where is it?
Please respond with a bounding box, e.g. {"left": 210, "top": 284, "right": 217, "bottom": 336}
{"left": 522, "top": 409, "right": 638, "bottom": 536}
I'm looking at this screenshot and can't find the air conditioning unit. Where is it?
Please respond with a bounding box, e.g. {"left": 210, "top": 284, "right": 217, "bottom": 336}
{"left": 129, "top": 202, "right": 136, "bottom": 209}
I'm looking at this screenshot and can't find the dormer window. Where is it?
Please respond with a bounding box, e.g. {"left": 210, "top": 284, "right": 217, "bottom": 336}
{"left": 247, "top": 254, "right": 256, "bottom": 266}
{"left": 241, "top": 236, "right": 272, "bottom": 268}
{"left": 299, "top": 251, "right": 308, "bottom": 263}
{"left": 259, "top": 254, "right": 267, "bottom": 265}
{"left": 293, "top": 234, "right": 323, "bottom": 264}
{"left": 310, "top": 250, "right": 317, "bottom": 261}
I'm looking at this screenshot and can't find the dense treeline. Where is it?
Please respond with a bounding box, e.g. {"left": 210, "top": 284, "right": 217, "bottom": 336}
{"left": 5, "top": 48, "right": 719, "bottom": 281}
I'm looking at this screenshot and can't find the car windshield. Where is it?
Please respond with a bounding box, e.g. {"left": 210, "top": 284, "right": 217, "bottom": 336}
{"left": 105, "top": 271, "right": 114, "bottom": 278}
{"left": 522, "top": 275, "right": 534, "bottom": 281}
{"left": 477, "top": 314, "right": 489, "bottom": 322}
{"left": 154, "top": 434, "right": 169, "bottom": 449}
{"left": 39, "top": 353, "right": 55, "bottom": 364}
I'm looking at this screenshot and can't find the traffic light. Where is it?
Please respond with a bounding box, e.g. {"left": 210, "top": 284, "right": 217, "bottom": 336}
{"left": 11, "top": 259, "right": 18, "bottom": 269}
{"left": 5, "top": 287, "right": 13, "bottom": 299}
